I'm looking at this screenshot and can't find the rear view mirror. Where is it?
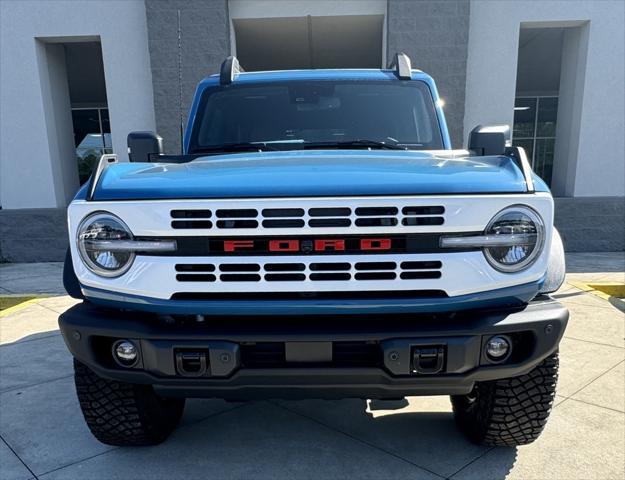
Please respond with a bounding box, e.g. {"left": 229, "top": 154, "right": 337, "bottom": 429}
{"left": 469, "top": 125, "right": 511, "bottom": 156}
{"left": 127, "top": 131, "right": 163, "bottom": 162}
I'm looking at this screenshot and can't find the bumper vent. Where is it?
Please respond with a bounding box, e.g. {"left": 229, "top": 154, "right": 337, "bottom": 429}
{"left": 174, "top": 261, "right": 442, "bottom": 283}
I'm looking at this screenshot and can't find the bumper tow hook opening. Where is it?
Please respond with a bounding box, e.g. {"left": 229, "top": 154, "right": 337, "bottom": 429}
{"left": 175, "top": 351, "right": 209, "bottom": 377}
{"left": 412, "top": 346, "right": 445, "bottom": 375}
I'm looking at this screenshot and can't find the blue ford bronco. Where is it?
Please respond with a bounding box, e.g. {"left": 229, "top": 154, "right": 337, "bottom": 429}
{"left": 60, "top": 54, "right": 568, "bottom": 447}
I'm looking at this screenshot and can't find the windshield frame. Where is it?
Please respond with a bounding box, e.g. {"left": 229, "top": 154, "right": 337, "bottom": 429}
{"left": 187, "top": 79, "right": 446, "bottom": 155}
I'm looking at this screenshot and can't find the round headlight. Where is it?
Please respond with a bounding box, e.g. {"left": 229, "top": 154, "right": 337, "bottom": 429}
{"left": 77, "top": 212, "right": 135, "bottom": 277}
{"left": 483, "top": 206, "right": 545, "bottom": 273}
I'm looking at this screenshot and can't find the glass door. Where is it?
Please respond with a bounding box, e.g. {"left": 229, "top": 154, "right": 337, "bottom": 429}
{"left": 71, "top": 107, "right": 112, "bottom": 184}
{"left": 513, "top": 96, "right": 558, "bottom": 186}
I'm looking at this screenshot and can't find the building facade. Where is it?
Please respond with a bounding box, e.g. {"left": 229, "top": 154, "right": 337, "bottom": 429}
{"left": 1, "top": 0, "right": 623, "bottom": 261}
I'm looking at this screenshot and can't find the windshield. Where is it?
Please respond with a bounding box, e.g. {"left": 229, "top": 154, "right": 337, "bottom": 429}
{"left": 188, "top": 80, "right": 444, "bottom": 153}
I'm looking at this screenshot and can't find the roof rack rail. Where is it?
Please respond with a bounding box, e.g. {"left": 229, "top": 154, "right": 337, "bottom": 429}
{"left": 388, "top": 52, "right": 412, "bottom": 79}
{"left": 220, "top": 56, "right": 244, "bottom": 85}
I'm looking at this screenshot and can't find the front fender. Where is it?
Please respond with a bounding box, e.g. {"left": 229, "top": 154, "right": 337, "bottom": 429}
{"left": 540, "top": 228, "right": 566, "bottom": 294}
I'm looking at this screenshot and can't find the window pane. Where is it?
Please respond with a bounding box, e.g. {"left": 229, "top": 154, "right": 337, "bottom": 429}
{"left": 514, "top": 138, "right": 534, "bottom": 164}
{"left": 513, "top": 98, "right": 536, "bottom": 138}
{"left": 536, "top": 97, "right": 558, "bottom": 137}
{"left": 71, "top": 109, "right": 101, "bottom": 148}
{"left": 534, "top": 138, "right": 555, "bottom": 186}
{"left": 100, "top": 109, "right": 110, "bottom": 132}
{"left": 72, "top": 109, "right": 107, "bottom": 185}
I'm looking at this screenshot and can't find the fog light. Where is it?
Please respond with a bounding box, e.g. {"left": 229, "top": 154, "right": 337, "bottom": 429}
{"left": 486, "top": 336, "right": 510, "bottom": 361}
{"left": 113, "top": 340, "right": 138, "bottom": 366}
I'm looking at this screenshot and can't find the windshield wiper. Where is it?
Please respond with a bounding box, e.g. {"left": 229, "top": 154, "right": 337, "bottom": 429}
{"left": 301, "top": 139, "right": 407, "bottom": 150}
{"left": 191, "top": 142, "right": 280, "bottom": 154}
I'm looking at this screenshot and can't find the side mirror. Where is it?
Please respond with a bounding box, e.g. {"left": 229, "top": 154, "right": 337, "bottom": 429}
{"left": 127, "top": 131, "right": 163, "bottom": 162}
{"left": 469, "top": 125, "right": 511, "bottom": 156}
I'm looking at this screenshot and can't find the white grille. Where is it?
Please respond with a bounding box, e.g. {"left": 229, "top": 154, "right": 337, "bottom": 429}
{"left": 170, "top": 205, "right": 445, "bottom": 230}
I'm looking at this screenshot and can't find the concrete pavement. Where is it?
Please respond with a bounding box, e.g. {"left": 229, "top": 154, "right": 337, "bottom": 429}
{"left": 1, "top": 253, "right": 623, "bottom": 480}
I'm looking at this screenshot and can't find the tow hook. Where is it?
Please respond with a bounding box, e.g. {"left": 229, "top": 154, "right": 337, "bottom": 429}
{"left": 175, "top": 351, "right": 209, "bottom": 377}
{"left": 412, "top": 346, "right": 445, "bottom": 374}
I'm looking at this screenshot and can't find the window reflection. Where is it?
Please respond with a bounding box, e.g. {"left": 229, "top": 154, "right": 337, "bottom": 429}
{"left": 512, "top": 97, "right": 558, "bottom": 187}
{"left": 72, "top": 108, "right": 112, "bottom": 184}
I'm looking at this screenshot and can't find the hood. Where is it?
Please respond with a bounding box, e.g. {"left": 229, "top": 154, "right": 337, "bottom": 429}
{"left": 90, "top": 150, "right": 530, "bottom": 201}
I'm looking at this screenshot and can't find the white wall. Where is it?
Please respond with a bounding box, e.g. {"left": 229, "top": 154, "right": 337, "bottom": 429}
{"left": 229, "top": 0, "right": 388, "bottom": 65}
{"left": 464, "top": 0, "right": 625, "bottom": 197}
{"left": 0, "top": 0, "right": 156, "bottom": 209}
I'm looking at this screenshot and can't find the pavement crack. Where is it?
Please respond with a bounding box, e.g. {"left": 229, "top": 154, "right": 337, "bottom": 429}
{"left": 555, "top": 359, "right": 625, "bottom": 410}
{"left": 1, "top": 434, "right": 40, "bottom": 479}
{"left": 0, "top": 374, "right": 73, "bottom": 395}
{"left": 446, "top": 446, "right": 497, "bottom": 479}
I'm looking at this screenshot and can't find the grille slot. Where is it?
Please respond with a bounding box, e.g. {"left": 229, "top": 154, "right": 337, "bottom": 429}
{"left": 217, "top": 220, "right": 258, "bottom": 229}
{"left": 310, "top": 262, "right": 351, "bottom": 271}
{"left": 403, "top": 206, "right": 445, "bottom": 215}
{"left": 309, "top": 207, "right": 351, "bottom": 217}
{"left": 401, "top": 261, "right": 443, "bottom": 270}
{"left": 219, "top": 264, "right": 260, "bottom": 272}
{"left": 355, "top": 218, "right": 398, "bottom": 227}
{"left": 220, "top": 274, "right": 261, "bottom": 282}
{"left": 264, "top": 263, "right": 305, "bottom": 272}
{"left": 216, "top": 209, "right": 258, "bottom": 218}
{"left": 310, "top": 273, "right": 351, "bottom": 281}
{"left": 171, "top": 220, "right": 213, "bottom": 229}
{"left": 176, "top": 274, "right": 216, "bottom": 282}
{"left": 262, "top": 208, "right": 304, "bottom": 217}
{"left": 265, "top": 273, "right": 306, "bottom": 282}
{"left": 309, "top": 218, "right": 351, "bottom": 227}
{"left": 175, "top": 264, "right": 215, "bottom": 272}
{"left": 355, "top": 272, "right": 396, "bottom": 280}
{"left": 355, "top": 207, "right": 398, "bottom": 216}
{"left": 171, "top": 210, "right": 212, "bottom": 218}
{"left": 400, "top": 271, "right": 442, "bottom": 279}
{"left": 402, "top": 217, "right": 444, "bottom": 226}
{"left": 262, "top": 219, "right": 305, "bottom": 228}
{"left": 355, "top": 262, "right": 396, "bottom": 271}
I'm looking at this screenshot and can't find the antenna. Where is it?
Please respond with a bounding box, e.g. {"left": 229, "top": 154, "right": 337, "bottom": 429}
{"left": 177, "top": 9, "right": 184, "bottom": 154}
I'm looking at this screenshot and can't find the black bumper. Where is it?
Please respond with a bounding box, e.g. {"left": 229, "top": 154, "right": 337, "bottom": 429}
{"left": 58, "top": 298, "right": 568, "bottom": 400}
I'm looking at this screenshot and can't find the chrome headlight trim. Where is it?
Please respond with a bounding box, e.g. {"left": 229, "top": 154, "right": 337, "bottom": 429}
{"left": 76, "top": 212, "right": 136, "bottom": 278}
{"left": 482, "top": 205, "right": 546, "bottom": 273}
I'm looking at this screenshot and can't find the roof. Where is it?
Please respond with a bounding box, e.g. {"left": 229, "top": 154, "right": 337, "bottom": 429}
{"left": 197, "top": 68, "right": 435, "bottom": 88}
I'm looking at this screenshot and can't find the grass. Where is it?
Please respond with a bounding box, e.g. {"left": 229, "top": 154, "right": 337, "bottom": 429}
{"left": 0, "top": 296, "right": 40, "bottom": 316}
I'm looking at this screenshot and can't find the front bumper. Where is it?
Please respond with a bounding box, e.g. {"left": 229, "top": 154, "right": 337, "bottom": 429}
{"left": 59, "top": 298, "right": 568, "bottom": 400}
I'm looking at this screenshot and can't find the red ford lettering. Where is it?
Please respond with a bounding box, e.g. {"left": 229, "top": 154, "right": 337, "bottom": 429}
{"left": 314, "top": 239, "right": 346, "bottom": 251}
{"left": 360, "top": 238, "right": 392, "bottom": 251}
{"left": 223, "top": 240, "right": 254, "bottom": 252}
{"left": 269, "top": 239, "right": 300, "bottom": 252}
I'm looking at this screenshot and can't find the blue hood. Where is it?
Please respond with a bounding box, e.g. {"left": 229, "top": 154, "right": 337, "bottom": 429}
{"left": 91, "top": 150, "right": 531, "bottom": 201}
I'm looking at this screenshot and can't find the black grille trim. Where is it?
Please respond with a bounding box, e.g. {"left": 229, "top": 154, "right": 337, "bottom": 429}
{"left": 171, "top": 290, "right": 448, "bottom": 300}
{"left": 137, "top": 232, "right": 481, "bottom": 256}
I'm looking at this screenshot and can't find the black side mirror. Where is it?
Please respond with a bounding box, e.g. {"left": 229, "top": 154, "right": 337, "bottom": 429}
{"left": 127, "top": 131, "right": 163, "bottom": 162}
{"left": 469, "top": 125, "right": 511, "bottom": 156}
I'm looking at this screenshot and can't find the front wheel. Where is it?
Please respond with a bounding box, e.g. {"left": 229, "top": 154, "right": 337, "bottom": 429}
{"left": 451, "top": 351, "right": 559, "bottom": 446}
{"left": 74, "top": 359, "right": 185, "bottom": 446}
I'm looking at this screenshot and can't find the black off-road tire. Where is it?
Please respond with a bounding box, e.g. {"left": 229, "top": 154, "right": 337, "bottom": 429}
{"left": 451, "top": 351, "right": 559, "bottom": 446}
{"left": 74, "top": 359, "right": 185, "bottom": 446}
